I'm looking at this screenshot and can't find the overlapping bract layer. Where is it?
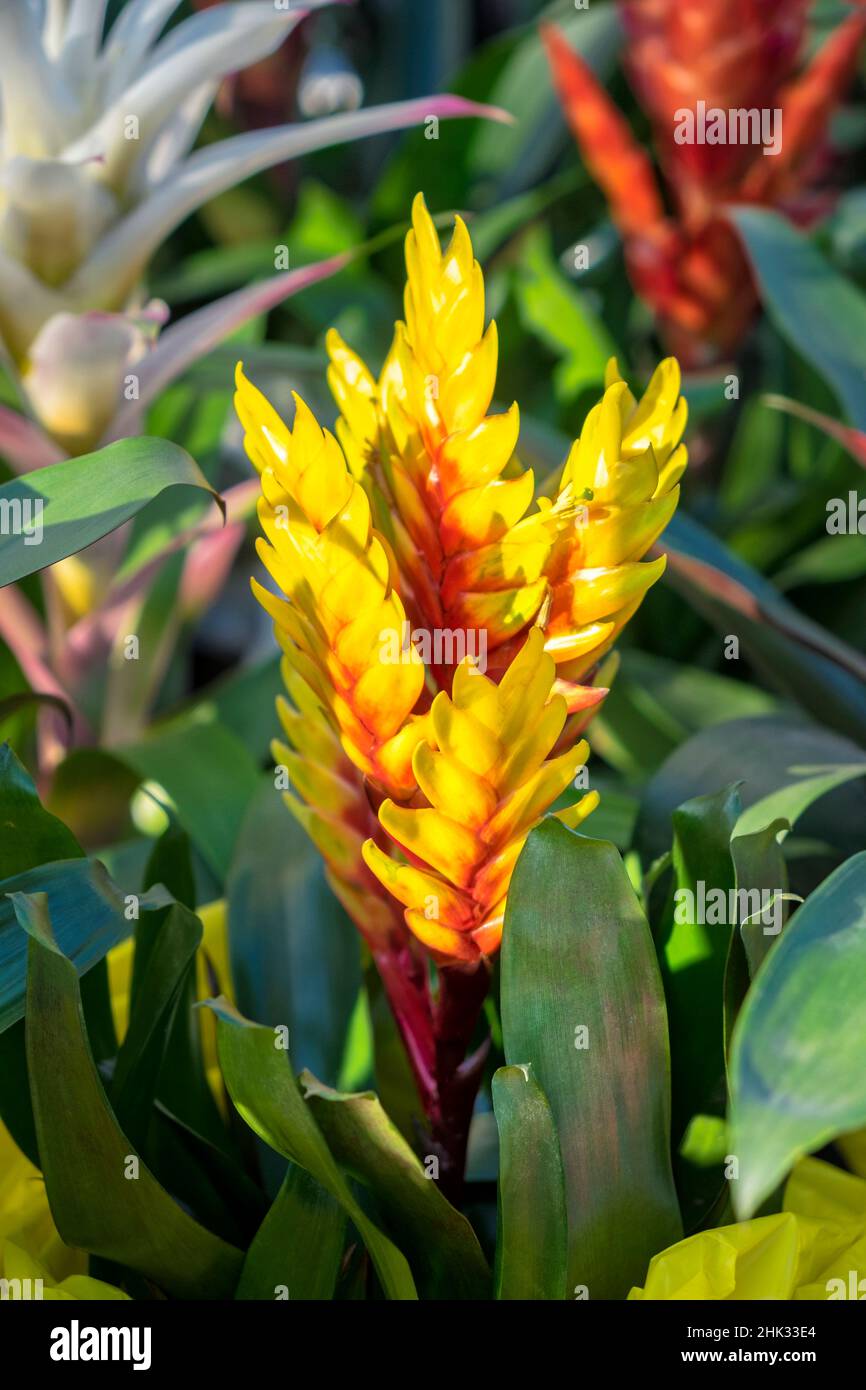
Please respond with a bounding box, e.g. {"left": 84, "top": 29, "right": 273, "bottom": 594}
{"left": 239, "top": 194, "right": 687, "bottom": 967}
{"left": 329, "top": 193, "right": 551, "bottom": 672}
{"left": 235, "top": 363, "right": 429, "bottom": 945}
{"left": 363, "top": 628, "right": 597, "bottom": 964}
{"left": 539, "top": 357, "right": 687, "bottom": 682}
{"left": 328, "top": 193, "right": 686, "bottom": 698}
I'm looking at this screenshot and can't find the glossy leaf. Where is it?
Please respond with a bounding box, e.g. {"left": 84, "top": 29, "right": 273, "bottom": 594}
{"left": 732, "top": 208, "right": 866, "bottom": 432}
{"left": 500, "top": 820, "right": 681, "bottom": 1299}
{"left": 302, "top": 1072, "right": 489, "bottom": 1300}
{"left": 729, "top": 853, "right": 866, "bottom": 1217}
{"left": 120, "top": 719, "right": 263, "bottom": 883}
{"left": 206, "top": 997, "right": 417, "bottom": 1300}
{"left": 0, "top": 858, "right": 141, "bottom": 1034}
{"left": 0, "top": 437, "right": 223, "bottom": 587}
{"left": 492, "top": 1063, "right": 567, "bottom": 1301}
{"left": 235, "top": 1164, "right": 346, "bottom": 1302}
{"left": 227, "top": 783, "right": 361, "bottom": 1084}
{"left": 20, "top": 892, "right": 242, "bottom": 1298}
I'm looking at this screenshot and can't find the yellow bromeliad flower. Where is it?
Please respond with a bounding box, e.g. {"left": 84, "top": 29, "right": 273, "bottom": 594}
{"left": 362, "top": 628, "right": 598, "bottom": 963}
{"left": 238, "top": 192, "right": 687, "bottom": 1171}
{"left": 237, "top": 196, "right": 687, "bottom": 970}
{"left": 327, "top": 193, "right": 687, "bottom": 703}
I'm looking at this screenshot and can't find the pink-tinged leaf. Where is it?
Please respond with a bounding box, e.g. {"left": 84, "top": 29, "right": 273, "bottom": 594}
{"left": 180, "top": 520, "right": 246, "bottom": 619}
{"left": 0, "top": 405, "right": 64, "bottom": 474}
{"left": 107, "top": 255, "right": 350, "bottom": 440}
{"left": 762, "top": 394, "right": 866, "bottom": 470}
{"left": 73, "top": 95, "right": 513, "bottom": 305}
{"left": 61, "top": 479, "right": 257, "bottom": 687}
{"left": 658, "top": 543, "right": 866, "bottom": 686}
{"left": 0, "top": 587, "right": 88, "bottom": 768}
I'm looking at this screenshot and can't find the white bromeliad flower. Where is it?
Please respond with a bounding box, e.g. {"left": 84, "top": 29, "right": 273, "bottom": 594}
{"left": 0, "top": 0, "right": 506, "bottom": 459}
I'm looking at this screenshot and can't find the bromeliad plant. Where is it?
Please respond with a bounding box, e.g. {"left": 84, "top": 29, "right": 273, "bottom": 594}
{"left": 235, "top": 192, "right": 687, "bottom": 1189}
{"left": 0, "top": 0, "right": 501, "bottom": 462}
{"left": 543, "top": 1, "right": 866, "bottom": 365}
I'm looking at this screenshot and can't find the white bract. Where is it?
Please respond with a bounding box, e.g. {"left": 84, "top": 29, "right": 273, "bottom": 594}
{"left": 0, "top": 1, "right": 502, "bottom": 455}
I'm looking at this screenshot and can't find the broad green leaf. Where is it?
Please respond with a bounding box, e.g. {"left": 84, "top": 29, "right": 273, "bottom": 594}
{"left": 729, "top": 853, "right": 866, "bottom": 1217}
{"left": 20, "top": 893, "right": 242, "bottom": 1298}
{"left": 731, "top": 820, "right": 791, "bottom": 978}
{"left": 660, "top": 787, "right": 740, "bottom": 1229}
{"left": 120, "top": 719, "right": 263, "bottom": 882}
{"left": 0, "top": 744, "right": 83, "bottom": 1160}
{"left": 0, "top": 858, "right": 140, "bottom": 1033}
{"left": 636, "top": 715, "right": 866, "bottom": 868}
{"left": 227, "top": 783, "right": 361, "bottom": 1085}
{"left": 492, "top": 1064, "right": 567, "bottom": 1301}
{"left": 137, "top": 827, "right": 227, "bottom": 1151}
{"left": 735, "top": 763, "right": 866, "bottom": 837}
{"left": 0, "top": 437, "right": 222, "bottom": 586}
{"left": 661, "top": 788, "right": 740, "bottom": 1137}
{"left": 302, "top": 1072, "right": 490, "bottom": 1300}
{"left": 501, "top": 821, "right": 681, "bottom": 1299}
{"left": 660, "top": 511, "right": 866, "bottom": 748}
{"left": 111, "top": 904, "right": 202, "bottom": 1149}
{"left": 206, "top": 997, "right": 417, "bottom": 1300}
{"left": 731, "top": 207, "right": 866, "bottom": 433}
{"left": 236, "top": 1164, "right": 346, "bottom": 1301}
{"left": 0, "top": 742, "right": 81, "bottom": 876}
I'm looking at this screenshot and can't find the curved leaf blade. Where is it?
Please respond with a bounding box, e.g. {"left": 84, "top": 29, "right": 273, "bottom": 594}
{"left": 501, "top": 821, "right": 681, "bottom": 1299}
{"left": 0, "top": 437, "right": 223, "bottom": 587}
{"left": 301, "top": 1071, "right": 490, "bottom": 1300}
{"left": 492, "top": 1063, "right": 567, "bottom": 1301}
{"left": 19, "top": 892, "right": 242, "bottom": 1298}
{"left": 205, "top": 997, "right": 417, "bottom": 1300}
{"left": 729, "top": 852, "right": 866, "bottom": 1217}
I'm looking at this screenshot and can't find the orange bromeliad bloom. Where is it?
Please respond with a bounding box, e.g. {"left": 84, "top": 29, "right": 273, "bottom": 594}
{"left": 543, "top": 2, "right": 866, "bottom": 365}
{"left": 235, "top": 192, "right": 686, "bottom": 1181}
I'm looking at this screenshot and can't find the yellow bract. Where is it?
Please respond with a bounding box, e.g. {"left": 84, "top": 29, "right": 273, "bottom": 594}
{"left": 239, "top": 192, "right": 687, "bottom": 966}
{"left": 363, "top": 629, "right": 597, "bottom": 964}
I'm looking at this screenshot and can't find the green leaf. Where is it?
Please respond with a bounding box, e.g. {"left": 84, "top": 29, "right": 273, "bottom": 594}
{"left": 0, "top": 858, "right": 136, "bottom": 1034}
{"left": 492, "top": 1063, "right": 567, "bottom": 1301}
{"left": 731, "top": 208, "right": 866, "bottom": 432}
{"left": 735, "top": 763, "right": 866, "bottom": 838}
{"left": 0, "top": 742, "right": 82, "bottom": 876}
{"left": 636, "top": 715, "right": 866, "bottom": 868}
{"left": 19, "top": 892, "right": 242, "bottom": 1298}
{"left": 729, "top": 853, "right": 866, "bottom": 1217}
{"left": 111, "top": 904, "right": 203, "bottom": 1150}
{"left": 659, "top": 787, "right": 740, "bottom": 1229}
{"left": 662, "top": 787, "right": 740, "bottom": 1139}
{"left": 514, "top": 222, "right": 618, "bottom": 402}
{"left": 205, "top": 997, "right": 417, "bottom": 1300}
{"left": 730, "top": 821, "right": 790, "bottom": 979}
{"left": 227, "top": 783, "right": 361, "bottom": 1085}
{"left": 501, "top": 821, "right": 681, "bottom": 1299}
{"left": 120, "top": 719, "right": 263, "bottom": 883}
{"left": 301, "top": 1072, "right": 490, "bottom": 1300}
{"left": 236, "top": 1164, "right": 346, "bottom": 1301}
{"left": 0, "top": 437, "right": 223, "bottom": 586}
{"left": 660, "top": 511, "right": 866, "bottom": 748}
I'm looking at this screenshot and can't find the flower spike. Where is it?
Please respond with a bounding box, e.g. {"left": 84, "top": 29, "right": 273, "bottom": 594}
{"left": 363, "top": 628, "right": 598, "bottom": 966}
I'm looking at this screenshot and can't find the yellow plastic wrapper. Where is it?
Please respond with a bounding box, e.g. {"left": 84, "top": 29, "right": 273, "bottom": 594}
{"left": 630, "top": 1157, "right": 866, "bottom": 1300}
